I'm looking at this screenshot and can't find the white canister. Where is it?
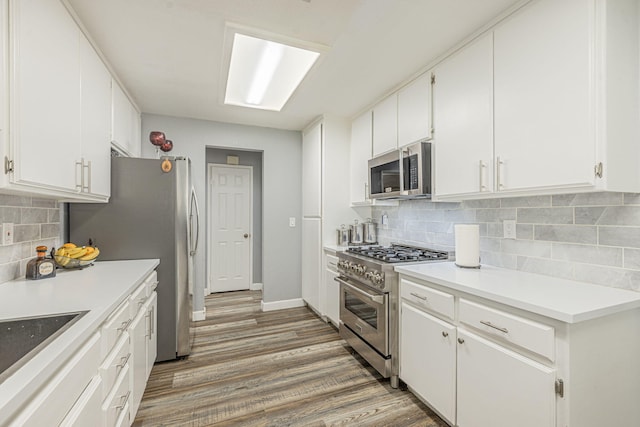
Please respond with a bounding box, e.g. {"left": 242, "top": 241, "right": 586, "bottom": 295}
{"left": 454, "top": 224, "right": 480, "bottom": 268}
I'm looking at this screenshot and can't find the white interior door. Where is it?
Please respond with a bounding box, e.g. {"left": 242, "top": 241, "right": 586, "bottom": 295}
{"left": 209, "top": 164, "right": 252, "bottom": 292}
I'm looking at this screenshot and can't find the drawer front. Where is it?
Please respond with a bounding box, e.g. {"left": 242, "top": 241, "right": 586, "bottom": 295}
{"left": 100, "top": 332, "right": 131, "bottom": 397}
{"left": 129, "top": 282, "right": 148, "bottom": 317}
{"left": 400, "top": 278, "right": 455, "bottom": 320}
{"left": 102, "top": 363, "right": 131, "bottom": 427}
{"left": 101, "top": 299, "right": 131, "bottom": 358}
{"left": 59, "top": 375, "right": 103, "bottom": 427}
{"left": 326, "top": 254, "right": 338, "bottom": 273}
{"left": 459, "top": 299, "right": 555, "bottom": 361}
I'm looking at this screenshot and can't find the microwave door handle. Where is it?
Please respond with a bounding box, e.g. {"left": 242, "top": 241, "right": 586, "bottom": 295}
{"left": 399, "top": 148, "right": 405, "bottom": 194}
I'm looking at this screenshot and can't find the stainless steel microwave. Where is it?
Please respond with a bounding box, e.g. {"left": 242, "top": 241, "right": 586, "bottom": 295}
{"left": 368, "top": 141, "right": 432, "bottom": 199}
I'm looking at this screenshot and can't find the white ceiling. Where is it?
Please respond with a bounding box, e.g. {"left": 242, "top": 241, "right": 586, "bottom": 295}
{"left": 67, "top": 0, "right": 522, "bottom": 131}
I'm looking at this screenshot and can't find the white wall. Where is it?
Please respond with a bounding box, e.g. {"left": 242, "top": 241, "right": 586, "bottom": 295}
{"left": 141, "top": 114, "right": 302, "bottom": 310}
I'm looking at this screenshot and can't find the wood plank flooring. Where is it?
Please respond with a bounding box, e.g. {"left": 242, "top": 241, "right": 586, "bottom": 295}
{"left": 133, "top": 291, "right": 448, "bottom": 426}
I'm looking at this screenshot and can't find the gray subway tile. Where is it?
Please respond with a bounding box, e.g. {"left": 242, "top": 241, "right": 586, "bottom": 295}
{"left": 462, "top": 199, "right": 500, "bottom": 209}
{"left": 599, "top": 227, "right": 640, "bottom": 249}
{"left": 445, "top": 210, "right": 476, "bottom": 223}
{"left": 475, "top": 208, "right": 516, "bottom": 223}
{"left": 552, "top": 243, "right": 622, "bottom": 268}
{"left": 487, "top": 223, "right": 503, "bottom": 238}
{"left": 479, "top": 251, "right": 518, "bottom": 269}
{"left": 516, "top": 224, "right": 534, "bottom": 240}
{"left": 0, "top": 207, "right": 21, "bottom": 223}
{"left": 0, "top": 262, "right": 21, "bottom": 283}
{"left": 518, "top": 207, "right": 574, "bottom": 224}
{"left": 501, "top": 239, "right": 552, "bottom": 258}
{"left": 534, "top": 225, "right": 597, "bottom": 244}
{"left": 500, "top": 196, "right": 551, "bottom": 208}
{"left": 573, "top": 265, "right": 640, "bottom": 291}
{"left": 0, "top": 195, "right": 31, "bottom": 207}
{"left": 552, "top": 192, "right": 623, "bottom": 207}
{"left": 41, "top": 224, "right": 60, "bottom": 239}
{"left": 32, "top": 198, "right": 58, "bottom": 208}
{"left": 624, "top": 193, "right": 640, "bottom": 205}
{"left": 516, "top": 256, "right": 575, "bottom": 280}
{"left": 575, "top": 207, "right": 606, "bottom": 225}
{"left": 435, "top": 202, "right": 462, "bottom": 210}
{"left": 588, "top": 206, "right": 640, "bottom": 226}
{"left": 48, "top": 208, "right": 60, "bottom": 223}
{"left": 479, "top": 237, "right": 501, "bottom": 252}
{"left": 623, "top": 248, "right": 640, "bottom": 270}
{"left": 14, "top": 224, "right": 40, "bottom": 243}
{"left": 21, "top": 208, "right": 48, "bottom": 225}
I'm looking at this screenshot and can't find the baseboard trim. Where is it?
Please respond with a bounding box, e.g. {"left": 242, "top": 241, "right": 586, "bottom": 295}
{"left": 261, "top": 298, "right": 305, "bottom": 312}
{"left": 192, "top": 309, "right": 206, "bottom": 322}
{"left": 250, "top": 282, "right": 263, "bottom": 291}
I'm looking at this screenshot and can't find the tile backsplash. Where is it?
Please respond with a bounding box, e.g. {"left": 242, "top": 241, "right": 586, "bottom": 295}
{"left": 372, "top": 192, "right": 640, "bottom": 292}
{"left": 0, "top": 195, "right": 61, "bottom": 284}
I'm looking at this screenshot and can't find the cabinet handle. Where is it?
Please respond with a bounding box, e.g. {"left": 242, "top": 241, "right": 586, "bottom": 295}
{"left": 83, "top": 160, "right": 91, "bottom": 193}
{"left": 116, "top": 353, "right": 131, "bottom": 369}
{"left": 117, "top": 319, "right": 131, "bottom": 332}
{"left": 496, "top": 156, "right": 504, "bottom": 189}
{"left": 75, "top": 159, "right": 83, "bottom": 191}
{"left": 457, "top": 338, "right": 465, "bottom": 344}
{"left": 442, "top": 331, "right": 449, "bottom": 337}
{"left": 410, "top": 292, "right": 427, "bottom": 301}
{"left": 480, "top": 320, "right": 509, "bottom": 334}
{"left": 150, "top": 306, "right": 154, "bottom": 336}
{"left": 113, "top": 391, "right": 131, "bottom": 410}
{"left": 479, "top": 160, "right": 487, "bottom": 191}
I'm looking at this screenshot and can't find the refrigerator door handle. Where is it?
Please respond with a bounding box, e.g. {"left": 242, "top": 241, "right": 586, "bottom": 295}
{"left": 190, "top": 187, "right": 200, "bottom": 256}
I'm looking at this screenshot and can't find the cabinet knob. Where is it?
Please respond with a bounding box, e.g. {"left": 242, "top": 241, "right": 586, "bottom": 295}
{"left": 457, "top": 338, "right": 465, "bottom": 344}
{"left": 442, "top": 331, "right": 449, "bottom": 337}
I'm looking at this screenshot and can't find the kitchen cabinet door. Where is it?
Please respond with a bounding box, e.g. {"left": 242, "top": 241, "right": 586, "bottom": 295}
{"left": 80, "top": 33, "right": 111, "bottom": 199}
{"left": 302, "top": 122, "right": 322, "bottom": 217}
{"left": 129, "top": 307, "right": 147, "bottom": 420}
{"left": 350, "top": 111, "right": 372, "bottom": 204}
{"left": 130, "top": 106, "right": 142, "bottom": 158}
{"left": 400, "top": 302, "right": 456, "bottom": 425}
{"left": 10, "top": 0, "right": 81, "bottom": 192}
{"left": 301, "top": 218, "right": 321, "bottom": 312}
{"left": 0, "top": 0, "right": 6, "bottom": 172}
{"left": 145, "top": 291, "right": 158, "bottom": 380}
{"left": 398, "top": 72, "right": 432, "bottom": 146}
{"left": 494, "top": 0, "right": 594, "bottom": 192}
{"left": 324, "top": 254, "right": 339, "bottom": 326}
{"left": 112, "top": 80, "right": 135, "bottom": 157}
{"left": 456, "top": 330, "right": 555, "bottom": 427}
{"left": 372, "top": 94, "right": 398, "bottom": 156}
{"left": 433, "top": 33, "right": 493, "bottom": 198}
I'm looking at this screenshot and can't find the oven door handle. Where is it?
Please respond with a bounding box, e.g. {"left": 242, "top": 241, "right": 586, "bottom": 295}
{"left": 335, "top": 276, "right": 385, "bottom": 305}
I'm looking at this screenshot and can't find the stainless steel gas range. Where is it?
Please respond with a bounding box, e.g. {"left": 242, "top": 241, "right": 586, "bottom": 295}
{"left": 336, "top": 244, "right": 450, "bottom": 388}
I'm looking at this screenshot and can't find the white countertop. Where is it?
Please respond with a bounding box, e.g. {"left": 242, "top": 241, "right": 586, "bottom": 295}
{"left": 0, "top": 259, "right": 159, "bottom": 420}
{"left": 323, "top": 244, "right": 349, "bottom": 253}
{"left": 395, "top": 262, "right": 640, "bottom": 323}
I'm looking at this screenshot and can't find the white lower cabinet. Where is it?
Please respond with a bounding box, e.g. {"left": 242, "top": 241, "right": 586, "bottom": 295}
{"left": 145, "top": 292, "right": 158, "bottom": 380}
{"left": 324, "top": 251, "right": 339, "bottom": 326}
{"left": 60, "top": 375, "right": 103, "bottom": 427}
{"left": 400, "top": 302, "right": 456, "bottom": 425}
{"left": 456, "top": 330, "right": 555, "bottom": 427}
{"left": 399, "top": 274, "right": 640, "bottom": 427}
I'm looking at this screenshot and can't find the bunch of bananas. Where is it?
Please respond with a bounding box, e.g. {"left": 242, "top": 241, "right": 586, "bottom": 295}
{"left": 55, "top": 242, "right": 100, "bottom": 266}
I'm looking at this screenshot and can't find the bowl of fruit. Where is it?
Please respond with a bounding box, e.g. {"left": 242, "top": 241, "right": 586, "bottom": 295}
{"left": 54, "top": 243, "right": 100, "bottom": 269}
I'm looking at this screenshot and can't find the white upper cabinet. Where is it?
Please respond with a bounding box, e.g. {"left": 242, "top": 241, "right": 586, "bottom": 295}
{"left": 302, "top": 121, "right": 322, "bottom": 217}
{"left": 398, "top": 72, "right": 433, "bottom": 146}
{"left": 3, "top": 0, "right": 123, "bottom": 201}
{"left": 433, "top": 33, "right": 494, "bottom": 198}
{"left": 372, "top": 94, "right": 398, "bottom": 156}
{"left": 350, "top": 110, "right": 372, "bottom": 204}
{"left": 112, "top": 80, "right": 141, "bottom": 158}
{"left": 493, "top": 0, "right": 593, "bottom": 193}
{"left": 492, "top": 0, "right": 639, "bottom": 195}
{"left": 80, "top": 34, "right": 111, "bottom": 199}
{"left": 10, "top": 0, "right": 81, "bottom": 193}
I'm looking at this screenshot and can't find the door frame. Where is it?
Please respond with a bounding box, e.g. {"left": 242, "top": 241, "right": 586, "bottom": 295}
{"left": 206, "top": 163, "right": 253, "bottom": 294}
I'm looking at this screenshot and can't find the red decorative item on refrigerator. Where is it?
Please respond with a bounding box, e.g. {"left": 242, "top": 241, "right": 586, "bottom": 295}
{"left": 160, "top": 140, "right": 173, "bottom": 152}
{"left": 149, "top": 131, "right": 166, "bottom": 146}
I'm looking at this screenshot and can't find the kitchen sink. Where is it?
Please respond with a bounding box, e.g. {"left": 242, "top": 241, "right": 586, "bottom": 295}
{"left": 0, "top": 311, "right": 88, "bottom": 385}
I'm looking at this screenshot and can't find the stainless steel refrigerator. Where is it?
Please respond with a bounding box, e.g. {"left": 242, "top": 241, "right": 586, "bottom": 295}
{"left": 69, "top": 156, "right": 200, "bottom": 361}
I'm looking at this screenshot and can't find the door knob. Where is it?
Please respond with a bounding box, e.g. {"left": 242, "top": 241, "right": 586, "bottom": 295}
{"left": 244, "top": 233, "right": 249, "bottom": 238}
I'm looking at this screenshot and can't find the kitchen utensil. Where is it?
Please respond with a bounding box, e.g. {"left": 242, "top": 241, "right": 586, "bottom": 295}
{"left": 363, "top": 218, "right": 377, "bottom": 244}
{"left": 350, "top": 220, "right": 363, "bottom": 244}
{"left": 337, "top": 225, "right": 351, "bottom": 246}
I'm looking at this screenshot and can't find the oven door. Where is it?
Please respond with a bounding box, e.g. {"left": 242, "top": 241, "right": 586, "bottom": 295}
{"left": 337, "top": 276, "right": 389, "bottom": 356}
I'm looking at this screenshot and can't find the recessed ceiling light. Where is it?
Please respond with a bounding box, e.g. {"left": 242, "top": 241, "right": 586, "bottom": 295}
{"left": 224, "top": 32, "right": 323, "bottom": 111}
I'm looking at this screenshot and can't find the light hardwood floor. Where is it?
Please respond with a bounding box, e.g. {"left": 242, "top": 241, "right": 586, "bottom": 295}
{"left": 133, "top": 291, "right": 448, "bottom": 426}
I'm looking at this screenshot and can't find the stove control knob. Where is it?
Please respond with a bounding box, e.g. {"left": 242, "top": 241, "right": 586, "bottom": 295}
{"left": 357, "top": 265, "right": 365, "bottom": 275}
{"left": 365, "top": 271, "right": 373, "bottom": 281}
{"left": 350, "top": 263, "right": 358, "bottom": 272}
